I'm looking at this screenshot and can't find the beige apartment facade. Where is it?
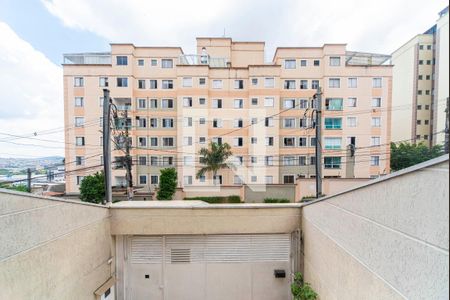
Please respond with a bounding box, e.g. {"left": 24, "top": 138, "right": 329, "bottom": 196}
{"left": 63, "top": 38, "right": 392, "bottom": 194}
{"left": 391, "top": 7, "right": 449, "bottom": 147}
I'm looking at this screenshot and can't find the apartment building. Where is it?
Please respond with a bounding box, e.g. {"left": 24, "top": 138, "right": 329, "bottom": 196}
{"left": 391, "top": 6, "right": 449, "bottom": 147}
{"left": 63, "top": 38, "right": 392, "bottom": 195}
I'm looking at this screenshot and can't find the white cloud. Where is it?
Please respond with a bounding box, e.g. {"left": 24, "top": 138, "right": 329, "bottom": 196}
{"left": 0, "top": 22, "right": 63, "bottom": 157}
{"left": 42, "top": 0, "right": 448, "bottom": 57}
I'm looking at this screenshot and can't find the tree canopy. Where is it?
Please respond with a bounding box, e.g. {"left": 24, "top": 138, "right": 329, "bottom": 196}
{"left": 196, "top": 142, "right": 233, "bottom": 182}
{"left": 157, "top": 168, "right": 178, "bottom": 200}
{"left": 79, "top": 172, "right": 105, "bottom": 204}
{"left": 390, "top": 142, "right": 444, "bottom": 172}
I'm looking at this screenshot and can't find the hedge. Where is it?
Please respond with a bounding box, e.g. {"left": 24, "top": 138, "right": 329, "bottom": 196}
{"left": 263, "top": 198, "right": 291, "bottom": 203}
{"left": 184, "top": 195, "right": 241, "bottom": 204}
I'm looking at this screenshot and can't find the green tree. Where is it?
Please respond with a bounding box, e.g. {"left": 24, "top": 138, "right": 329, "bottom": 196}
{"left": 291, "top": 272, "right": 318, "bottom": 300}
{"left": 79, "top": 172, "right": 105, "bottom": 204}
{"left": 0, "top": 183, "right": 29, "bottom": 193}
{"left": 390, "top": 142, "right": 444, "bottom": 171}
{"left": 157, "top": 168, "right": 178, "bottom": 200}
{"left": 196, "top": 142, "right": 233, "bottom": 183}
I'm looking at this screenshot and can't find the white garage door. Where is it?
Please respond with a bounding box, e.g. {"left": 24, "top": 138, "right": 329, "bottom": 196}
{"left": 125, "top": 234, "right": 292, "bottom": 300}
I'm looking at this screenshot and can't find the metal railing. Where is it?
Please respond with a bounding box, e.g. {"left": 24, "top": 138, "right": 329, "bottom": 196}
{"left": 63, "top": 53, "right": 111, "bottom": 65}
{"left": 178, "top": 55, "right": 229, "bottom": 68}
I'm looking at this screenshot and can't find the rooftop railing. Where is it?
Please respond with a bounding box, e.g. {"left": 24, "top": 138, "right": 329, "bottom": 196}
{"left": 178, "top": 55, "right": 229, "bottom": 68}
{"left": 63, "top": 53, "right": 111, "bottom": 65}
{"left": 345, "top": 51, "right": 391, "bottom": 66}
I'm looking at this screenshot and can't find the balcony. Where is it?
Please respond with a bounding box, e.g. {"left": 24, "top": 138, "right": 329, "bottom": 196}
{"left": 345, "top": 51, "right": 391, "bottom": 66}
{"left": 63, "top": 52, "right": 111, "bottom": 65}
{"left": 178, "top": 55, "right": 229, "bottom": 68}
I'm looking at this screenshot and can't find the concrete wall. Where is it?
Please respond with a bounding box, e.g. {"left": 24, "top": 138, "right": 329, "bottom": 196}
{"left": 0, "top": 190, "right": 113, "bottom": 300}
{"left": 296, "top": 178, "right": 371, "bottom": 201}
{"left": 302, "top": 156, "right": 449, "bottom": 299}
{"left": 244, "top": 184, "right": 296, "bottom": 203}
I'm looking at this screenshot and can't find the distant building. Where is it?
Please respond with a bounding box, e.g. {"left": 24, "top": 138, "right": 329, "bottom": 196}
{"left": 391, "top": 7, "right": 449, "bottom": 147}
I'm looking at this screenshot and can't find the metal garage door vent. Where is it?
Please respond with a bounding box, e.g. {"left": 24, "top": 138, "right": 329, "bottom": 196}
{"left": 171, "top": 248, "right": 191, "bottom": 263}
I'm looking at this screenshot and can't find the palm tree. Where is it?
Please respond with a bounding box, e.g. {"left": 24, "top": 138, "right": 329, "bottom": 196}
{"left": 196, "top": 142, "right": 233, "bottom": 184}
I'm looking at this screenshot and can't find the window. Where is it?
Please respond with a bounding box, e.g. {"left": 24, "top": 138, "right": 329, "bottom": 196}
{"left": 427, "top": 45, "right": 432, "bottom": 50}
{"left": 199, "top": 137, "right": 206, "bottom": 144}
{"left": 264, "top": 97, "right": 274, "bottom": 107}
{"left": 347, "top": 117, "right": 357, "bottom": 127}
{"left": 234, "top": 80, "right": 244, "bottom": 89}
{"left": 151, "top": 59, "right": 158, "bottom": 66}
{"left": 116, "top": 56, "right": 128, "bottom": 65}
{"left": 425, "top": 105, "right": 430, "bottom": 110}
{"left": 137, "top": 98, "right": 146, "bottom": 109}
{"left": 212, "top": 137, "right": 223, "bottom": 145}
{"left": 324, "top": 137, "right": 342, "bottom": 149}
{"left": 150, "top": 156, "right": 158, "bottom": 166}
{"left": 329, "top": 78, "right": 340, "bottom": 88}
{"left": 138, "top": 79, "right": 146, "bottom": 89}
{"left": 310, "top": 157, "right": 316, "bottom": 165}
{"left": 199, "top": 176, "right": 206, "bottom": 183}
{"left": 183, "top": 97, "right": 193, "bottom": 107}
{"left": 251, "top": 78, "right": 258, "bottom": 86}
{"left": 199, "top": 98, "right": 206, "bottom": 105}
{"left": 372, "top": 78, "right": 382, "bottom": 88}
{"left": 371, "top": 137, "right": 381, "bottom": 146}
{"left": 212, "top": 99, "right": 223, "bottom": 109}
{"left": 138, "top": 137, "right": 147, "bottom": 147}
{"left": 330, "top": 57, "right": 341, "bottom": 66}
{"left": 416, "top": 135, "right": 421, "bottom": 139}
{"left": 117, "top": 77, "right": 128, "bottom": 87}
{"left": 298, "top": 99, "right": 308, "bottom": 109}
{"left": 312, "top": 80, "right": 319, "bottom": 90}
{"left": 137, "top": 59, "right": 144, "bottom": 66}
{"left": 348, "top": 78, "right": 357, "bottom": 88}
{"left": 285, "top": 59, "right": 296, "bottom": 69}
{"left": 314, "top": 60, "right": 320, "bottom": 66}
{"left": 300, "top": 60, "right": 307, "bottom": 67}
{"left": 199, "top": 78, "right": 206, "bottom": 85}
{"left": 184, "top": 156, "right": 194, "bottom": 165}
{"left": 347, "top": 97, "right": 357, "bottom": 107}
{"left": 426, "top": 75, "right": 431, "bottom": 80}
{"left": 150, "top": 138, "right": 158, "bottom": 147}
{"left": 284, "top": 175, "right": 295, "bottom": 184}
{"left": 199, "top": 117, "right": 206, "bottom": 125}
{"left": 251, "top": 157, "right": 258, "bottom": 164}
{"left": 150, "top": 80, "right": 158, "bottom": 89}
{"left": 251, "top": 176, "right": 257, "bottom": 183}
{"left": 74, "top": 97, "right": 84, "bottom": 107}
{"left": 265, "top": 176, "right": 274, "bottom": 184}
{"left": 419, "top": 45, "right": 424, "bottom": 50}
{"left": 300, "top": 80, "right": 308, "bottom": 89}
{"left": 75, "top": 117, "right": 84, "bottom": 127}
{"left": 75, "top": 156, "right": 84, "bottom": 166}
{"left": 418, "top": 90, "right": 423, "bottom": 95}
{"left": 299, "top": 118, "right": 308, "bottom": 128}
{"left": 234, "top": 176, "right": 243, "bottom": 185}
{"left": 76, "top": 176, "right": 85, "bottom": 185}
{"left": 150, "top": 99, "right": 158, "bottom": 109}
{"left": 184, "top": 176, "right": 193, "bottom": 186}
{"left": 139, "top": 156, "right": 147, "bottom": 166}
{"left": 417, "top": 105, "right": 422, "bottom": 110}
{"left": 184, "top": 117, "right": 193, "bottom": 127}
{"left": 162, "top": 118, "right": 174, "bottom": 128}
{"left": 283, "top": 99, "right": 296, "bottom": 109}
{"left": 426, "top": 90, "right": 430, "bottom": 95}
{"left": 137, "top": 117, "right": 147, "bottom": 128}
{"left": 283, "top": 137, "right": 296, "bottom": 147}
{"left": 162, "top": 80, "right": 174, "bottom": 89}
{"left": 284, "top": 80, "right": 296, "bottom": 89}
{"left": 150, "top": 118, "right": 159, "bottom": 128}
{"left": 299, "top": 156, "right": 307, "bottom": 166}
{"left": 265, "top": 137, "right": 274, "bottom": 146}
{"left": 426, "top": 60, "right": 431, "bottom": 65}
{"left": 163, "top": 157, "right": 173, "bottom": 166}
{"left": 139, "top": 175, "right": 147, "bottom": 185}
{"left": 417, "top": 120, "right": 422, "bottom": 125}
{"left": 161, "top": 59, "right": 173, "bottom": 68}
{"left": 284, "top": 118, "right": 296, "bottom": 128}
{"left": 251, "top": 137, "right": 258, "bottom": 145}
{"left": 424, "top": 135, "right": 429, "bottom": 140}
{"left": 325, "top": 98, "right": 343, "bottom": 111}
{"left": 324, "top": 118, "right": 342, "bottom": 129}
{"left": 213, "top": 119, "right": 223, "bottom": 128}
{"left": 74, "top": 77, "right": 84, "bottom": 87}
{"left": 75, "top": 137, "right": 85, "bottom": 146}
{"left": 419, "top": 60, "right": 424, "bottom": 65}
{"left": 233, "top": 137, "right": 244, "bottom": 147}
{"left": 149, "top": 175, "right": 158, "bottom": 185}
{"left": 370, "top": 156, "right": 380, "bottom": 166}
{"left": 264, "top": 77, "right": 275, "bottom": 88}
{"left": 212, "top": 80, "right": 223, "bottom": 89}
{"left": 324, "top": 157, "right": 341, "bottom": 169}
{"left": 183, "top": 77, "right": 193, "bottom": 87}
{"left": 310, "top": 137, "right": 317, "bottom": 147}
{"left": 265, "top": 117, "right": 274, "bottom": 127}
{"left": 299, "top": 137, "right": 307, "bottom": 147}
{"left": 424, "top": 120, "right": 429, "bottom": 125}
{"left": 234, "top": 99, "right": 244, "bottom": 109}
{"left": 162, "top": 99, "right": 174, "bottom": 108}
{"left": 265, "top": 156, "right": 274, "bottom": 166}
{"left": 372, "top": 98, "right": 382, "bottom": 107}
{"left": 163, "top": 137, "right": 174, "bottom": 147}
{"left": 371, "top": 117, "right": 381, "bottom": 127}
{"left": 99, "top": 77, "right": 108, "bottom": 87}
{"left": 234, "top": 118, "right": 244, "bottom": 128}
{"left": 419, "top": 75, "right": 423, "bottom": 80}
{"left": 251, "top": 98, "right": 258, "bottom": 106}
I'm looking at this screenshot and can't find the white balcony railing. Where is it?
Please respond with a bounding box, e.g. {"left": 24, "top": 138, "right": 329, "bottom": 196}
{"left": 178, "top": 55, "right": 229, "bottom": 68}
{"left": 63, "top": 53, "right": 111, "bottom": 65}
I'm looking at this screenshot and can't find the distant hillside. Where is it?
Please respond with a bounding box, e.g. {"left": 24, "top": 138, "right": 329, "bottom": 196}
{"left": 0, "top": 156, "right": 64, "bottom": 169}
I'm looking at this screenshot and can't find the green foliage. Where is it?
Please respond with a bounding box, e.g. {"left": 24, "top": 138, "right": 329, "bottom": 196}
{"left": 291, "top": 272, "right": 318, "bottom": 300}
{"left": 0, "top": 183, "right": 29, "bottom": 192}
{"left": 79, "top": 172, "right": 105, "bottom": 204}
{"left": 184, "top": 195, "right": 241, "bottom": 204}
{"left": 390, "top": 142, "right": 444, "bottom": 172}
{"left": 157, "top": 168, "right": 178, "bottom": 200}
{"left": 196, "top": 142, "right": 233, "bottom": 181}
{"left": 264, "top": 198, "right": 291, "bottom": 203}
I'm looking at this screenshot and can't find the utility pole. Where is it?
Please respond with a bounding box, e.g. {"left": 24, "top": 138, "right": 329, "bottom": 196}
{"left": 27, "top": 168, "right": 31, "bottom": 193}
{"left": 102, "top": 89, "right": 112, "bottom": 204}
{"left": 124, "top": 109, "right": 133, "bottom": 201}
{"left": 315, "top": 87, "right": 323, "bottom": 198}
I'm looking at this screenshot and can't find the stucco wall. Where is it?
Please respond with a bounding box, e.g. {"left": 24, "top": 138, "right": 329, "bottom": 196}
{"left": 244, "top": 184, "right": 296, "bottom": 203}
{"left": 296, "top": 178, "right": 371, "bottom": 201}
{"left": 302, "top": 157, "right": 449, "bottom": 299}
{"left": 0, "top": 190, "right": 113, "bottom": 300}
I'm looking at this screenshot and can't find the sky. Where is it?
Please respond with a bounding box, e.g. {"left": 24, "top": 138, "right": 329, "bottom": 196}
{"left": 0, "top": 0, "right": 448, "bottom": 158}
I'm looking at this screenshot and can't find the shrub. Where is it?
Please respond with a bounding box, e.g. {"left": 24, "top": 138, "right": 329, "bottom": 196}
{"left": 264, "top": 198, "right": 291, "bottom": 203}
{"left": 228, "top": 195, "right": 241, "bottom": 203}
{"left": 79, "top": 172, "right": 105, "bottom": 204}
{"left": 184, "top": 195, "right": 241, "bottom": 204}
{"left": 157, "top": 168, "right": 177, "bottom": 200}
{"left": 291, "top": 272, "right": 318, "bottom": 300}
